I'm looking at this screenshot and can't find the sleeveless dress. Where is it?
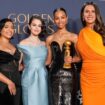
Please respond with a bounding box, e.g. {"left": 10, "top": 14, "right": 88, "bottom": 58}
{"left": 17, "top": 44, "right": 48, "bottom": 105}
{"left": 0, "top": 48, "right": 21, "bottom": 105}
{"left": 77, "top": 27, "right": 105, "bottom": 105}
{"left": 50, "top": 41, "right": 76, "bottom": 105}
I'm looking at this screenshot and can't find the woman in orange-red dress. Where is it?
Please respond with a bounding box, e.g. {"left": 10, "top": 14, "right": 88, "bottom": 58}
{"left": 77, "top": 2, "right": 105, "bottom": 105}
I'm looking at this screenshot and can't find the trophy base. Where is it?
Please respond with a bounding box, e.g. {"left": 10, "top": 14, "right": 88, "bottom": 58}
{"left": 63, "top": 64, "right": 71, "bottom": 69}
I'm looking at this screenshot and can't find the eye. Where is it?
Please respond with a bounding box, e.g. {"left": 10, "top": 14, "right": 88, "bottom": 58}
{"left": 4, "top": 26, "right": 8, "bottom": 28}
{"left": 54, "top": 17, "right": 59, "bottom": 20}
{"left": 4, "top": 25, "right": 14, "bottom": 29}
{"left": 38, "top": 25, "right": 42, "bottom": 28}
{"left": 84, "top": 10, "right": 89, "bottom": 13}
{"left": 92, "top": 10, "right": 95, "bottom": 13}
{"left": 32, "top": 24, "right": 37, "bottom": 26}
{"left": 61, "top": 16, "right": 66, "bottom": 19}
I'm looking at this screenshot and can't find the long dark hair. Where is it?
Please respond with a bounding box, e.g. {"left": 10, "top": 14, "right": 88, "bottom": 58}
{"left": 0, "top": 18, "right": 13, "bottom": 36}
{"left": 81, "top": 2, "right": 105, "bottom": 45}
{"left": 27, "top": 15, "right": 47, "bottom": 40}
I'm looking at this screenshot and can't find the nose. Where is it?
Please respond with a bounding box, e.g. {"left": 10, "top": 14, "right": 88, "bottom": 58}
{"left": 88, "top": 11, "right": 93, "bottom": 16}
{"left": 58, "top": 18, "right": 62, "bottom": 23}
{"left": 36, "top": 25, "right": 40, "bottom": 29}
{"left": 8, "top": 27, "right": 14, "bottom": 34}
{"left": 9, "top": 28, "right": 14, "bottom": 32}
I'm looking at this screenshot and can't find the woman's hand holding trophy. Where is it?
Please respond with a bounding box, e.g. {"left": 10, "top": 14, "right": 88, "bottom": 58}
{"left": 63, "top": 40, "right": 72, "bottom": 69}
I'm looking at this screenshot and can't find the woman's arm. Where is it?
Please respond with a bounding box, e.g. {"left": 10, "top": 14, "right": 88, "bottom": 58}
{"left": 18, "top": 51, "right": 24, "bottom": 71}
{"left": 65, "top": 33, "right": 81, "bottom": 63}
{"left": 45, "top": 36, "right": 52, "bottom": 66}
{"left": 72, "top": 34, "right": 82, "bottom": 62}
{"left": 0, "top": 73, "right": 16, "bottom": 95}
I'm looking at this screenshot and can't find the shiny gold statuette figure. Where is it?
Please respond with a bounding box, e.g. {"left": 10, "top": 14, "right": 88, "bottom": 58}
{"left": 63, "top": 40, "right": 71, "bottom": 69}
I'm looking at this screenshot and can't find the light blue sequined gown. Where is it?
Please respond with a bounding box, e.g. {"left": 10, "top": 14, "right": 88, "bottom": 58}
{"left": 17, "top": 45, "right": 48, "bottom": 105}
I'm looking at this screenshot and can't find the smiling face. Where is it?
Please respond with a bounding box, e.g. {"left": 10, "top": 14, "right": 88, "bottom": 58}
{"left": 82, "top": 5, "right": 96, "bottom": 27}
{"left": 54, "top": 10, "right": 68, "bottom": 29}
{"left": 0, "top": 21, "right": 14, "bottom": 39}
{"left": 28, "top": 18, "right": 42, "bottom": 36}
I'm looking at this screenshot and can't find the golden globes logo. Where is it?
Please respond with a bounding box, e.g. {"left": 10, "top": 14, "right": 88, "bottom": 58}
{"left": 8, "top": 13, "right": 55, "bottom": 35}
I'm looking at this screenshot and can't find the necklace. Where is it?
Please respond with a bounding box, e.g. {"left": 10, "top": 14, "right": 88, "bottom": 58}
{"left": 28, "top": 37, "right": 42, "bottom": 46}
{"left": 1, "top": 44, "right": 15, "bottom": 55}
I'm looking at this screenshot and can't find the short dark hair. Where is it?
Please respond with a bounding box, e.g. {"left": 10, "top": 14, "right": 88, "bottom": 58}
{"left": 53, "top": 7, "right": 67, "bottom": 17}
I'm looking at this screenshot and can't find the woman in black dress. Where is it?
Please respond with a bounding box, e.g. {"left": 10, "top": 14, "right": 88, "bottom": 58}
{"left": 0, "top": 18, "right": 22, "bottom": 105}
{"left": 46, "top": 8, "right": 80, "bottom": 105}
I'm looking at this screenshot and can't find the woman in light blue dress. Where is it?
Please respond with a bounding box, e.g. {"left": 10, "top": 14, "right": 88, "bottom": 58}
{"left": 17, "top": 16, "right": 49, "bottom": 105}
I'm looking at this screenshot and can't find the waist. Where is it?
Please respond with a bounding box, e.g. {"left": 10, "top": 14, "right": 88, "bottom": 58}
{"left": 83, "top": 60, "right": 105, "bottom": 68}
{"left": 0, "top": 66, "right": 18, "bottom": 72}
{"left": 52, "top": 69, "right": 72, "bottom": 76}
{"left": 25, "top": 62, "right": 45, "bottom": 67}
{"left": 83, "top": 60, "right": 105, "bottom": 63}
{"left": 82, "top": 61, "right": 105, "bottom": 74}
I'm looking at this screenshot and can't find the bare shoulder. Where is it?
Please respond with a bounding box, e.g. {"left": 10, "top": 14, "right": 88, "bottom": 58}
{"left": 68, "top": 32, "right": 78, "bottom": 43}
{"left": 69, "top": 32, "right": 78, "bottom": 38}
{"left": 19, "top": 38, "right": 29, "bottom": 45}
{"left": 46, "top": 34, "right": 54, "bottom": 44}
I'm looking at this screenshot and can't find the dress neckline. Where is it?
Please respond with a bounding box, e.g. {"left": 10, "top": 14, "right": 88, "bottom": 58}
{"left": 0, "top": 48, "right": 17, "bottom": 56}
{"left": 17, "top": 44, "right": 47, "bottom": 49}
{"left": 51, "top": 41, "right": 63, "bottom": 52}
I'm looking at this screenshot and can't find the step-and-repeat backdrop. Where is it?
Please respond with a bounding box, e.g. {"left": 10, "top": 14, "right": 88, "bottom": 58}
{"left": 0, "top": 0, "right": 105, "bottom": 105}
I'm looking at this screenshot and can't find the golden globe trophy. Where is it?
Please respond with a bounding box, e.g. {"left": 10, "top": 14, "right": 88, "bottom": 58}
{"left": 63, "top": 40, "right": 71, "bottom": 69}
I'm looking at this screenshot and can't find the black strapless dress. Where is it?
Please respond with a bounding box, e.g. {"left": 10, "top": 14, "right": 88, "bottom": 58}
{"left": 50, "top": 41, "right": 76, "bottom": 105}
{"left": 0, "top": 48, "right": 21, "bottom": 105}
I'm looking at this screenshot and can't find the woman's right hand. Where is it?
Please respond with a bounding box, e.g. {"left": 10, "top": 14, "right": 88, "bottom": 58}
{"left": 64, "top": 56, "right": 73, "bottom": 63}
{"left": 7, "top": 80, "right": 16, "bottom": 95}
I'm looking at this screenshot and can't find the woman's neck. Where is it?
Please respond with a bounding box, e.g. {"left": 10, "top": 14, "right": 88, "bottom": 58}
{"left": 0, "top": 37, "right": 10, "bottom": 44}
{"left": 57, "top": 28, "right": 67, "bottom": 34}
{"left": 29, "top": 35, "right": 39, "bottom": 41}
{"left": 86, "top": 23, "right": 94, "bottom": 30}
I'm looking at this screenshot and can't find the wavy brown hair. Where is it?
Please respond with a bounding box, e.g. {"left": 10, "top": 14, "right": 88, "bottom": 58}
{"left": 27, "top": 15, "right": 47, "bottom": 40}
{"left": 81, "top": 2, "right": 105, "bottom": 45}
